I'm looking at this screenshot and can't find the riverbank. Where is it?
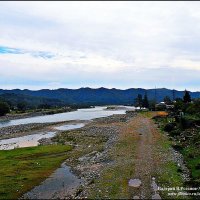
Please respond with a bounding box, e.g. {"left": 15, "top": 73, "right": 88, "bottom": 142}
{"left": 0, "top": 145, "right": 72, "bottom": 199}
{"left": 0, "top": 120, "right": 89, "bottom": 140}
{"left": 36, "top": 111, "right": 185, "bottom": 199}
{"left": 0, "top": 111, "right": 188, "bottom": 199}
{"left": 72, "top": 112, "right": 186, "bottom": 199}
{"left": 0, "top": 107, "right": 76, "bottom": 122}
{"left": 153, "top": 112, "right": 200, "bottom": 193}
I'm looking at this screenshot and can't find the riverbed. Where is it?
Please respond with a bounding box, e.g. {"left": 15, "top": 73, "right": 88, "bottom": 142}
{"left": 0, "top": 106, "right": 135, "bottom": 150}
{"left": 0, "top": 106, "right": 131, "bottom": 128}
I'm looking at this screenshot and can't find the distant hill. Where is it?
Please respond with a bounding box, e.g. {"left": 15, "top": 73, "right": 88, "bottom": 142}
{"left": 0, "top": 93, "right": 65, "bottom": 109}
{"left": 0, "top": 87, "right": 199, "bottom": 106}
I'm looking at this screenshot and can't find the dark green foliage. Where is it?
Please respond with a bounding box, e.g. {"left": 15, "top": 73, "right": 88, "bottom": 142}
{"left": 169, "top": 129, "right": 182, "bottom": 137}
{"left": 186, "top": 99, "right": 200, "bottom": 117}
{"left": 0, "top": 93, "right": 65, "bottom": 110}
{"left": 183, "top": 90, "right": 191, "bottom": 103}
{"left": 37, "top": 103, "right": 52, "bottom": 109}
{"left": 164, "top": 122, "right": 176, "bottom": 132}
{"left": 149, "top": 100, "right": 156, "bottom": 111}
{"left": 17, "top": 101, "right": 28, "bottom": 112}
{"left": 154, "top": 103, "right": 200, "bottom": 188}
{"left": 174, "top": 99, "right": 184, "bottom": 111}
{"left": 0, "top": 101, "right": 10, "bottom": 116}
{"left": 134, "top": 94, "right": 143, "bottom": 108}
{"left": 195, "top": 164, "right": 200, "bottom": 170}
{"left": 0, "top": 88, "right": 199, "bottom": 106}
{"left": 163, "top": 96, "right": 172, "bottom": 104}
{"left": 155, "top": 104, "right": 166, "bottom": 111}
{"left": 142, "top": 93, "right": 149, "bottom": 108}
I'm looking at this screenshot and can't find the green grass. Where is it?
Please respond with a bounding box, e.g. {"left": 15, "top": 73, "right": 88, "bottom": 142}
{"left": 181, "top": 147, "right": 200, "bottom": 184}
{"left": 88, "top": 123, "right": 137, "bottom": 199}
{"left": 144, "top": 112, "right": 184, "bottom": 199}
{"left": 154, "top": 111, "right": 200, "bottom": 187}
{"left": 0, "top": 145, "right": 72, "bottom": 199}
{"left": 154, "top": 140, "right": 184, "bottom": 200}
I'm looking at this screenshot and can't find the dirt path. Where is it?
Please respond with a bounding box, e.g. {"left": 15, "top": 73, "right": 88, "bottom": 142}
{"left": 127, "top": 115, "right": 160, "bottom": 199}
{"left": 86, "top": 112, "right": 184, "bottom": 199}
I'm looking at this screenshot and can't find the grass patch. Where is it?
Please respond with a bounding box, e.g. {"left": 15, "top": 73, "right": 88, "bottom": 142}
{"left": 88, "top": 121, "right": 138, "bottom": 199}
{"left": 143, "top": 112, "right": 184, "bottom": 199}
{"left": 156, "top": 135, "right": 184, "bottom": 199}
{"left": 0, "top": 145, "right": 72, "bottom": 199}
{"left": 181, "top": 147, "right": 200, "bottom": 184}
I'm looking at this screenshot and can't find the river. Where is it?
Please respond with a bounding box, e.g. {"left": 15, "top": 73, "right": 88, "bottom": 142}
{"left": 0, "top": 106, "right": 135, "bottom": 150}
{"left": 0, "top": 106, "right": 133, "bottom": 128}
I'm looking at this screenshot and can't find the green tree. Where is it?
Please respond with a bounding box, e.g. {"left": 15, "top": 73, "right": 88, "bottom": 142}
{"left": 186, "top": 99, "right": 200, "bottom": 117}
{"left": 0, "top": 101, "right": 10, "bottom": 116}
{"left": 142, "top": 93, "right": 149, "bottom": 108}
{"left": 148, "top": 100, "right": 156, "bottom": 111}
{"left": 163, "top": 96, "right": 172, "bottom": 105}
{"left": 134, "top": 94, "right": 143, "bottom": 108}
{"left": 183, "top": 90, "right": 191, "bottom": 103}
{"left": 17, "top": 101, "right": 27, "bottom": 112}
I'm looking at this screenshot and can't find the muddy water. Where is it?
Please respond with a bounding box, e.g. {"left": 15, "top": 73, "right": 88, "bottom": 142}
{"left": 0, "top": 122, "right": 86, "bottom": 150}
{"left": 22, "top": 162, "right": 83, "bottom": 199}
{"left": 0, "top": 131, "right": 56, "bottom": 150}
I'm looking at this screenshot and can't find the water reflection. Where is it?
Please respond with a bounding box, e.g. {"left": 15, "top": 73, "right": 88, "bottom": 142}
{"left": 0, "top": 106, "right": 129, "bottom": 128}
{"left": 22, "top": 162, "right": 83, "bottom": 199}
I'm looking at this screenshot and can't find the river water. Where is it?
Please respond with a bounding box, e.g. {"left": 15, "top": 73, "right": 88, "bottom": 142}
{"left": 2, "top": 106, "right": 134, "bottom": 198}
{"left": 0, "top": 106, "right": 135, "bottom": 150}
{"left": 0, "top": 106, "right": 131, "bottom": 128}
{"left": 22, "top": 162, "right": 83, "bottom": 199}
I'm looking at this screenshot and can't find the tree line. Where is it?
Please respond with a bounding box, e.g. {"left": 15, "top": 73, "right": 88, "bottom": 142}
{"left": 134, "top": 90, "right": 193, "bottom": 110}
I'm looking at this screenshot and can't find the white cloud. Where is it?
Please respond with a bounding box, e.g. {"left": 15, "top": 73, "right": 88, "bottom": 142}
{"left": 0, "top": 1, "right": 200, "bottom": 91}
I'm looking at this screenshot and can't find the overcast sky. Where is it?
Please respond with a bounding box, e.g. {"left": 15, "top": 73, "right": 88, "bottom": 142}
{"left": 0, "top": 1, "right": 200, "bottom": 91}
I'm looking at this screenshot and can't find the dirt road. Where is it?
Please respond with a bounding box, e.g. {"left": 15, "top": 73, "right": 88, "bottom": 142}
{"left": 127, "top": 115, "right": 161, "bottom": 199}
{"left": 88, "top": 113, "right": 184, "bottom": 199}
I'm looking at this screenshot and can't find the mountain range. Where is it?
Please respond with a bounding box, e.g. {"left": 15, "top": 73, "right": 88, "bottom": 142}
{"left": 0, "top": 87, "right": 200, "bottom": 107}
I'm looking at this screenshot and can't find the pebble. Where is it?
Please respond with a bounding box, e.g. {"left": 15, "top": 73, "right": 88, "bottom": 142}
{"left": 152, "top": 193, "right": 161, "bottom": 199}
{"left": 128, "top": 179, "right": 142, "bottom": 188}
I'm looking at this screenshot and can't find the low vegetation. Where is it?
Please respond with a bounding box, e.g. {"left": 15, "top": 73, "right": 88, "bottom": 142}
{"left": 0, "top": 101, "right": 10, "bottom": 116}
{"left": 0, "top": 145, "right": 72, "bottom": 199}
{"left": 88, "top": 121, "right": 138, "bottom": 199}
{"left": 153, "top": 93, "right": 200, "bottom": 193}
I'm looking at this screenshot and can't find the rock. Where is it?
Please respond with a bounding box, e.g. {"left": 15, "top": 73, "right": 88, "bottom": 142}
{"left": 152, "top": 193, "right": 161, "bottom": 199}
{"left": 133, "top": 195, "right": 140, "bottom": 199}
{"left": 128, "top": 179, "right": 142, "bottom": 188}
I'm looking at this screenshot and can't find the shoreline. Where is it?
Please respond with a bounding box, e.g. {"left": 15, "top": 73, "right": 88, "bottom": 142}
{"left": 0, "top": 111, "right": 190, "bottom": 199}
{"left": 22, "top": 112, "right": 136, "bottom": 199}
{"left": 0, "top": 107, "right": 76, "bottom": 122}
{"left": 0, "top": 120, "right": 89, "bottom": 140}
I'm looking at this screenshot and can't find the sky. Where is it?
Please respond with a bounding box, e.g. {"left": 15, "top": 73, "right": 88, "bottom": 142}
{"left": 0, "top": 1, "right": 200, "bottom": 91}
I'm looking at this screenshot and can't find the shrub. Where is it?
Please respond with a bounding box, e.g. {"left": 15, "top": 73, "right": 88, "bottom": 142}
{"left": 164, "top": 122, "right": 176, "bottom": 132}
{"left": 0, "top": 101, "right": 10, "bottom": 116}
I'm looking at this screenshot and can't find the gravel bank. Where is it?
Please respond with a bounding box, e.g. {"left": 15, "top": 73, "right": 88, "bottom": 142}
{"left": 38, "top": 111, "right": 138, "bottom": 199}
{"left": 0, "top": 120, "right": 89, "bottom": 140}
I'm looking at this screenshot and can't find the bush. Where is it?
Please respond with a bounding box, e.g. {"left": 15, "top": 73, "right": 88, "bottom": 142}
{"left": 155, "top": 104, "right": 166, "bottom": 111}
{"left": 186, "top": 99, "right": 200, "bottom": 116}
{"left": 169, "top": 129, "right": 181, "bottom": 137}
{"left": 164, "top": 122, "right": 176, "bottom": 132}
{"left": 0, "top": 101, "right": 10, "bottom": 116}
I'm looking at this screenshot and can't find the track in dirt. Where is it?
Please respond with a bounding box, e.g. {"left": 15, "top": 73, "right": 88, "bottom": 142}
{"left": 127, "top": 115, "right": 162, "bottom": 199}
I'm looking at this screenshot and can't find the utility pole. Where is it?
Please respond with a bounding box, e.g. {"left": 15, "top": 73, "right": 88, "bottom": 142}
{"left": 172, "top": 89, "right": 175, "bottom": 101}
{"left": 154, "top": 86, "right": 157, "bottom": 111}
{"left": 154, "top": 86, "right": 157, "bottom": 103}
